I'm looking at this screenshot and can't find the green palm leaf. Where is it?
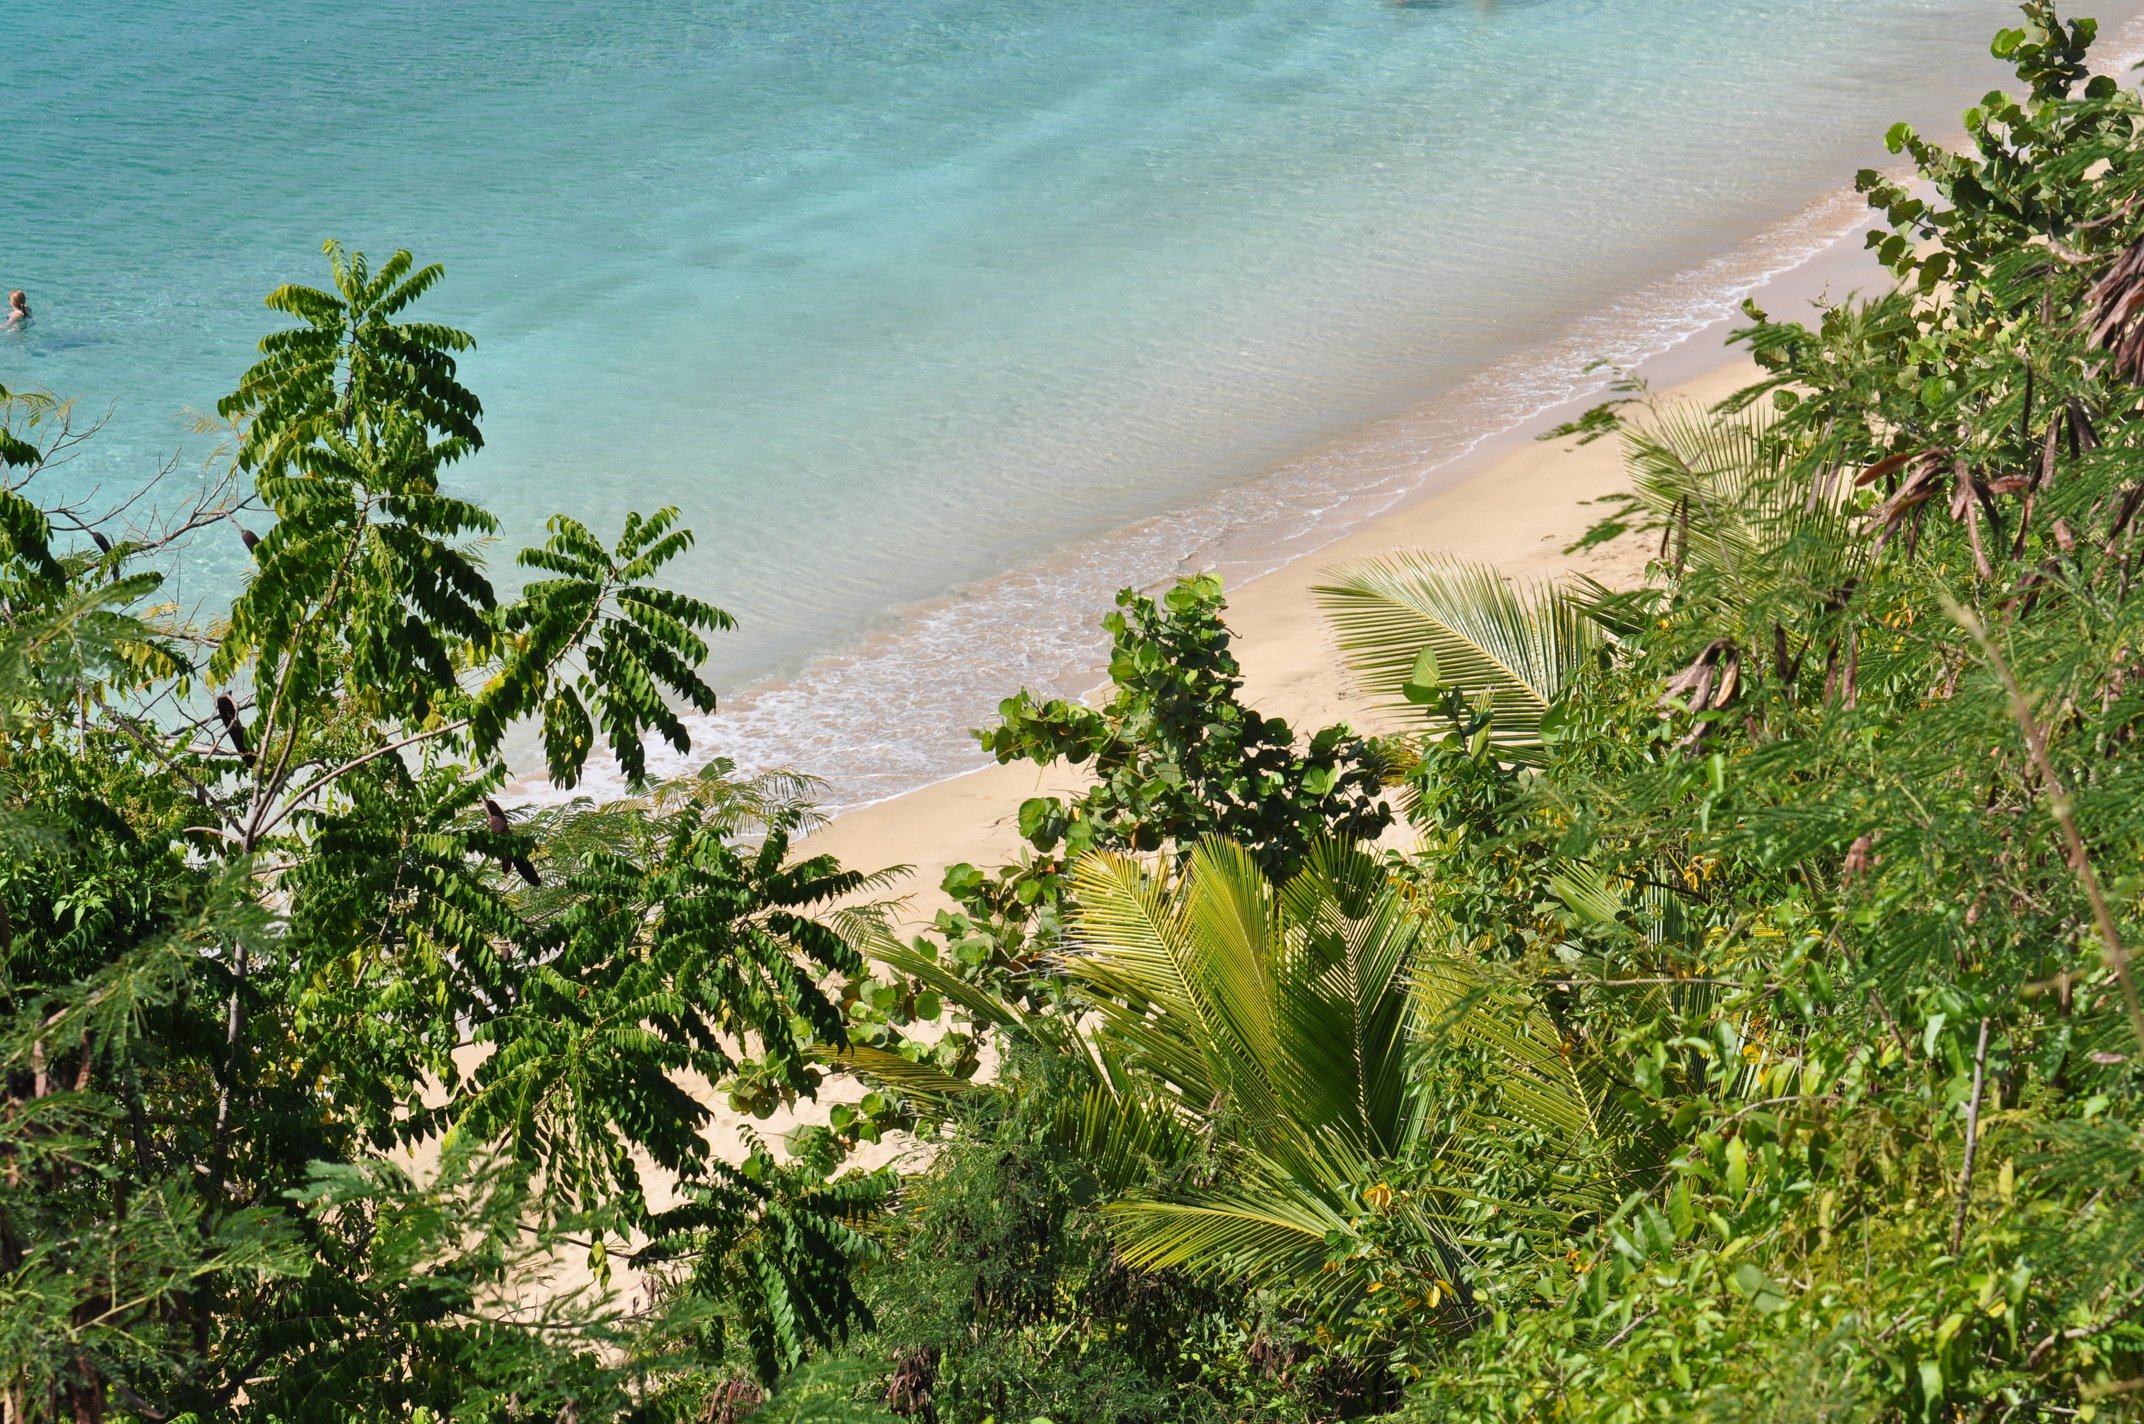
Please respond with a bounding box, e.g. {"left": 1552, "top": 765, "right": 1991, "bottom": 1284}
{"left": 1061, "top": 848, "right": 1235, "bottom": 1113}
{"left": 1622, "top": 403, "right": 1863, "bottom": 606}
{"left": 1270, "top": 839, "right": 1426, "bottom": 1161}
{"left": 1105, "top": 1167, "right": 1351, "bottom": 1280}
{"left": 1624, "top": 402, "right": 1786, "bottom": 565}
{"left": 1315, "top": 552, "right": 1600, "bottom": 763}
{"left": 822, "top": 1043, "right": 977, "bottom": 1107}
{"left": 1048, "top": 1078, "right": 1204, "bottom": 1195}
{"left": 1059, "top": 838, "right": 1622, "bottom": 1317}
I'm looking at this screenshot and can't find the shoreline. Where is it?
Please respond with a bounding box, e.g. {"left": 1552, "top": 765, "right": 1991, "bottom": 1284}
{"left": 673, "top": 4, "right": 2144, "bottom": 824}
{"left": 651, "top": 187, "right": 1883, "bottom": 818}
{"left": 793, "top": 214, "right": 1896, "bottom": 910}
{"left": 799, "top": 350, "right": 1761, "bottom": 919}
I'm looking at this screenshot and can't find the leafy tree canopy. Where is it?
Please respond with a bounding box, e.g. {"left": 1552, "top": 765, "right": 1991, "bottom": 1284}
{"left": 1, "top": 245, "right": 887, "bottom": 1423}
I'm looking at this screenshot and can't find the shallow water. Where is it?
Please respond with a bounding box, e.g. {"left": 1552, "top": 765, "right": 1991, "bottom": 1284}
{"left": 7, "top": 0, "right": 2132, "bottom": 804}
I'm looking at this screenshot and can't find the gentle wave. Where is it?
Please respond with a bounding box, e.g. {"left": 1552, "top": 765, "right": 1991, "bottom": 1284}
{"left": 650, "top": 7, "right": 2144, "bottom": 819}
{"left": 553, "top": 181, "right": 1876, "bottom": 813}
{"left": 16, "top": 1, "right": 2140, "bottom": 817}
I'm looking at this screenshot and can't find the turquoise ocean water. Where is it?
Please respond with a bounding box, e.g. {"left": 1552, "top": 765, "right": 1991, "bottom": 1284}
{"left": 8, "top": 1, "right": 2137, "bottom": 805}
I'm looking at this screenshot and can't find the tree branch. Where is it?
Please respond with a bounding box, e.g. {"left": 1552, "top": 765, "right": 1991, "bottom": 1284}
{"left": 1949, "top": 598, "right": 2144, "bottom": 1050}
{"left": 248, "top": 717, "right": 472, "bottom": 843}
{"left": 1950, "top": 1016, "right": 1991, "bottom": 1255}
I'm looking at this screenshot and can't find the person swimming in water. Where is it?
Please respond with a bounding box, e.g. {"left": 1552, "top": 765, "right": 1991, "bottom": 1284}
{"left": 2, "top": 291, "right": 28, "bottom": 326}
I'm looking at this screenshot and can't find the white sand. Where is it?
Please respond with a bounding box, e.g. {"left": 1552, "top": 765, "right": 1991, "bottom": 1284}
{"left": 793, "top": 193, "right": 1893, "bottom": 907}
{"left": 800, "top": 356, "right": 1759, "bottom": 919}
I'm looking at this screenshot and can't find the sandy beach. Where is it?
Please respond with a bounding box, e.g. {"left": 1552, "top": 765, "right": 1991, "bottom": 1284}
{"left": 790, "top": 183, "right": 1896, "bottom": 910}
{"left": 799, "top": 355, "right": 1756, "bottom": 921}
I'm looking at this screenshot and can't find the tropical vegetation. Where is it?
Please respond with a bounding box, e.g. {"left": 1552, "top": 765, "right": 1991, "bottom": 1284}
{"left": 8, "top": 4, "right": 2144, "bottom": 1420}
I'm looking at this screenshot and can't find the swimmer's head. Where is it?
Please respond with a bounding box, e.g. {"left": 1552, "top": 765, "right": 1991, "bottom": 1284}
{"left": 7, "top": 292, "right": 23, "bottom": 310}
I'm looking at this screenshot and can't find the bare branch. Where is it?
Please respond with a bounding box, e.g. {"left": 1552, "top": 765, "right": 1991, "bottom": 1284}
{"left": 1951, "top": 1017, "right": 1991, "bottom": 1254}
{"left": 1948, "top": 596, "right": 2144, "bottom": 1050}
{"left": 248, "top": 718, "right": 473, "bottom": 843}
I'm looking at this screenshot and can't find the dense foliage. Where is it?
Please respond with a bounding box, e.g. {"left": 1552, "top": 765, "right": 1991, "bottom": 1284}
{"left": 13, "top": 6, "right": 2144, "bottom": 1420}
{"left": 1, "top": 246, "right": 891, "bottom": 1422}
{"left": 836, "top": 8, "right": 2144, "bottom": 1418}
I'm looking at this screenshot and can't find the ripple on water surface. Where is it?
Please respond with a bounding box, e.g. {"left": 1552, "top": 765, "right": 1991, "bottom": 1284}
{"left": 5, "top": 0, "right": 2128, "bottom": 806}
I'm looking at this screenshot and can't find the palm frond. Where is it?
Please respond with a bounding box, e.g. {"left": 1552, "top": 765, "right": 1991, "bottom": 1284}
{"left": 1269, "top": 840, "right": 1428, "bottom": 1161}
{"left": 1106, "top": 1178, "right": 1346, "bottom": 1281}
{"left": 1047, "top": 1079, "right": 1205, "bottom": 1195}
{"left": 857, "top": 930, "right": 1030, "bottom": 1035}
{"left": 822, "top": 1044, "right": 976, "bottom": 1106}
{"left": 1103, "top": 1128, "right": 1436, "bottom": 1324}
{"left": 1062, "top": 837, "right": 1622, "bottom": 1314}
{"left": 1315, "top": 552, "right": 1599, "bottom": 763}
{"left": 1623, "top": 402, "right": 1788, "bottom": 565}
{"left": 1061, "top": 849, "right": 1230, "bottom": 1112}
{"left": 1623, "top": 402, "right": 1863, "bottom": 604}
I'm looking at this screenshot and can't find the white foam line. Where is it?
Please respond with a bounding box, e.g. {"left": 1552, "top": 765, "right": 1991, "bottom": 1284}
{"left": 547, "top": 188, "right": 1878, "bottom": 815}
{"left": 519, "top": 13, "right": 2144, "bottom": 817}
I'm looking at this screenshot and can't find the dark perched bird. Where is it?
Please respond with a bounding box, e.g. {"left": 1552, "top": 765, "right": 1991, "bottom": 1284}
{"left": 213, "top": 693, "right": 253, "bottom": 768}
{"left": 484, "top": 796, "right": 541, "bottom": 887}
{"left": 234, "top": 522, "right": 259, "bottom": 554}
{"left": 90, "top": 530, "right": 112, "bottom": 554}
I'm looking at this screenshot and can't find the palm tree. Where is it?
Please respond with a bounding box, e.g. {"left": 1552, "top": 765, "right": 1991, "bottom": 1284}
{"left": 1055, "top": 839, "right": 1624, "bottom": 1323}
{"left": 1314, "top": 402, "right": 1862, "bottom": 764}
